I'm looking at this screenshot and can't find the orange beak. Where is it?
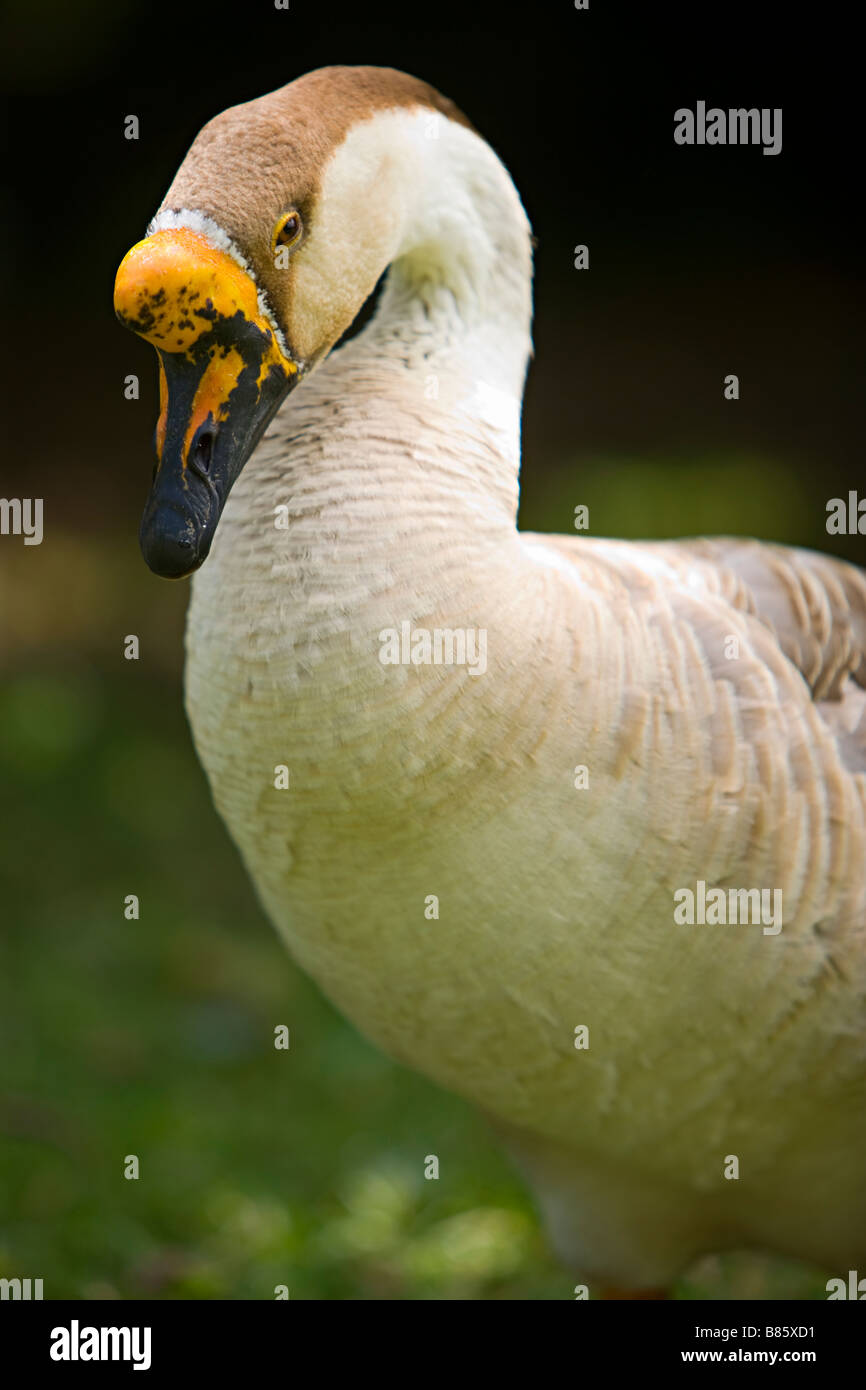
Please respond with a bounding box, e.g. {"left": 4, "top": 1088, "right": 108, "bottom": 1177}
{"left": 114, "top": 227, "right": 300, "bottom": 577}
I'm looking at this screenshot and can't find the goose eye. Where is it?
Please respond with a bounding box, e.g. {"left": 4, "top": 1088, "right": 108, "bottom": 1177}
{"left": 273, "top": 211, "right": 302, "bottom": 252}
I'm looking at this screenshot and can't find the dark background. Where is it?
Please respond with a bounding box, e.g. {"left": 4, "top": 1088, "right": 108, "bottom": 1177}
{"left": 0, "top": 1, "right": 861, "bottom": 1299}
{"left": 2, "top": 0, "right": 862, "bottom": 545}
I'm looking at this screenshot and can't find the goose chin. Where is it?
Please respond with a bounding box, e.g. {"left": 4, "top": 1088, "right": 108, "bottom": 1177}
{"left": 139, "top": 441, "right": 222, "bottom": 580}
{"left": 138, "top": 345, "right": 298, "bottom": 579}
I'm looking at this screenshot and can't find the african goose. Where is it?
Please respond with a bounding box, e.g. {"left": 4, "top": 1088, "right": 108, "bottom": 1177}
{"left": 114, "top": 65, "right": 866, "bottom": 1296}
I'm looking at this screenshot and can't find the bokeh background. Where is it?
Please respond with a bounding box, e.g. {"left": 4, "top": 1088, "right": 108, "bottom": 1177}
{"left": 0, "top": 0, "right": 861, "bottom": 1298}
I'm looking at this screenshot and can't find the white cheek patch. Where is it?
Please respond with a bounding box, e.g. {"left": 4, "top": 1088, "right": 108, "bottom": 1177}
{"left": 146, "top": 207, "right": 292, "bottom": 361}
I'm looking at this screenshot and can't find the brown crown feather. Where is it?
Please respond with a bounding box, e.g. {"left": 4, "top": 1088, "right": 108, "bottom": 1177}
{"left": 159, "top": 65, "right": 476, "bottom": 319}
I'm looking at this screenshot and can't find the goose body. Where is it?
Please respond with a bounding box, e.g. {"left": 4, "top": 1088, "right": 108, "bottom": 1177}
{"left": 115, "top": 67, "right": 866, "bottom": 1292}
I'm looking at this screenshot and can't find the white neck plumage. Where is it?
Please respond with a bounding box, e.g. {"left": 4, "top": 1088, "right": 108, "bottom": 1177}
{"left": 197, "top": 106, "right": 534, "bottom": 625}
{"left": 275, "top": 107, "right": 534, "bottom": 531}
{"left": 374, "top": 107, "right": 534, "bottom": 400}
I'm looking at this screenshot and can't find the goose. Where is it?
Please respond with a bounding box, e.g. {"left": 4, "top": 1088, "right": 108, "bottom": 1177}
{"left": 113, "top": 65, "right": 866, "bottom": 1298}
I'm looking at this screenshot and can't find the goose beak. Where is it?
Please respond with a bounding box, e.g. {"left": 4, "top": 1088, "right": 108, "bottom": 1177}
{"left": 114, "top": 228, "right": 299, "bottom": 578}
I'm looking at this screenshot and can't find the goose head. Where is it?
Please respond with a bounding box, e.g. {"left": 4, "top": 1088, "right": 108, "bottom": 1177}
{"left": 114, "top": 65, "right": 480, "bottom": 578}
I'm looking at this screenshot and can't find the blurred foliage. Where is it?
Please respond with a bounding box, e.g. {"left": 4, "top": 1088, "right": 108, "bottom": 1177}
{"left": 0, "top": 490, "right": 837, "bottom": 1297}
{"left": 519, "top": 452, "right": 814, "bottom": 543}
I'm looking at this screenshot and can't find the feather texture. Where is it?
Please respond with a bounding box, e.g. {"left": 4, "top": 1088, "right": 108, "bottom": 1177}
{"left": 166, "top": 71, "right": 866, "bottom": 1289}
